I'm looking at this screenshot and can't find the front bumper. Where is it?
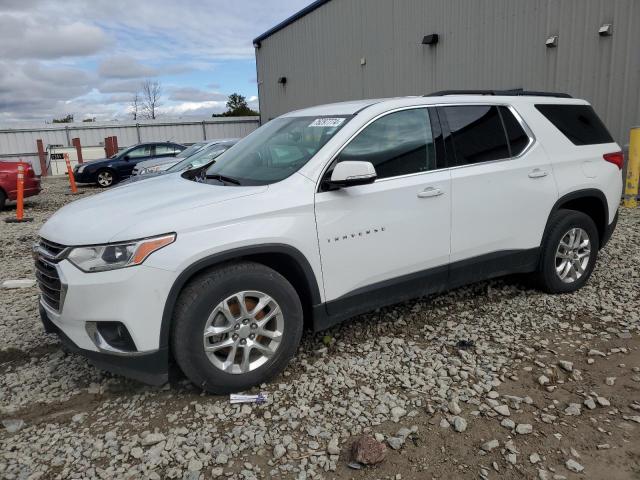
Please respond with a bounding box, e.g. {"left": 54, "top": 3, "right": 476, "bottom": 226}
{"left": 72, "top": 168, "right": 95, "bottom": 184}
{"left": 40, "top": 304, "right": 168, "bottom": 385}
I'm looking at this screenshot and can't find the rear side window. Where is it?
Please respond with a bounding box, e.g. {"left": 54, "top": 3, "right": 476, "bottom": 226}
{"left": 336, "top": 108, "right": 437, "bottom": 179}
{"left": 535, "top": 104, "right": 613, "bottom": 145}
{"left": 443, "top": 105, "right": 510, "bottom": 165}
{"left": 499, "top": 107, "right": 530, "bottom": 156}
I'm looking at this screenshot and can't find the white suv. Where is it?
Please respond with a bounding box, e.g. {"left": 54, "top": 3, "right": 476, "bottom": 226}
{"left": 35, "top": 91, "right": 623, "bottom": 393}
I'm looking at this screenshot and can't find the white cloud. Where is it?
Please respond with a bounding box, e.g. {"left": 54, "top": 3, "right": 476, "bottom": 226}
{"left": 169, "top": 87, "right": 227, "bottom": 102}
{"left": 0, "top": 14, "right": 107, "bottom": 59}
{"left": 98, "top": 56, "right": 159, "bottom": 79}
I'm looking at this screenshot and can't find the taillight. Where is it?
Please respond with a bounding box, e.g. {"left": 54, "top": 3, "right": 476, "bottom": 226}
{"left": 603, "top": 151, "right": 624, "bottom": 170}
{"left": 26, "top": 167, "right": 35, "bottom": 178}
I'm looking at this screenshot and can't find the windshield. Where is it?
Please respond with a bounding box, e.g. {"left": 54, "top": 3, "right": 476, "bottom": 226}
{"left": 168, "top": 143, "right": 230, "bottom": 172}
{"left": 205, "top": 116, "right": 349, "bottom": 185}
{"left": 175, "top": 142, "right": 205, "bottom": 159}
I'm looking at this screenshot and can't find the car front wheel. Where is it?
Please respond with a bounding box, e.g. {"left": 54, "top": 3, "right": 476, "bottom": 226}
{"left": 96, "top": 169, "right": 117, "bottom": 188}
{"left": 172, "top": 262, "right": 303, "bottom": 393}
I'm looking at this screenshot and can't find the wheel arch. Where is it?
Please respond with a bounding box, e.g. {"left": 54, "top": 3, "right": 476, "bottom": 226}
{"left": 159, "top": 244, "right": 322, "bottom": 349}
{"left": 546, "top": 189, "right": 609, "bottom": 247}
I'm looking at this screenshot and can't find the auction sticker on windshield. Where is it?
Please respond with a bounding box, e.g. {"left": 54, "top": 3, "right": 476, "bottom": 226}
{"left": 308, "top": 118, "right": 345, "bottom": 128}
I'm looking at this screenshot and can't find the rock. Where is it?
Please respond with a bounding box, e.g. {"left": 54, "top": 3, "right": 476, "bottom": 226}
{"left": 530, "top": 453, "right": 541, "bottom": 464}
{"left": 558, "top": 360, "right": 573, "bottom": 372}
{"left": 440, "top": 418, "right": 450, "bottom": 429}
{"left": 501, "top": 418, "right": 516, "bottom": 429}
{"left": 273, "top": 445, "right": 286, "bottom": 460}
{"left": 351, "top": 435, "right": 387, "bottom": 465}
{"left": 211, "top": 467, "right": 224, "bottom": 478}
{"left": 516, "top": 424, "right": 533, "bottom": 435}
{"left": 2, "top": 419, "right": 24, "bottom": 433}
{"left": 452, "top": 416, "right": 467, "bottom": 433}
{"left": 538, "top": 375, "right": 551, "bottom": 386}
{"left": 448, "top": 400, "right": 462, "bottom": 415}
{"left": 538, "top": 469, "right": 551, "bottom": 480}
{"left": 130, "top": 447, "right": 143, "bottom": 459}
{"left": 588, "top": 349, "right": 606, "bottom": 357}
{"left": 506, "top": 453, "right": 517, "bottom": 464}
{"left": 1, "top": 279, "right": 36, "bottom": 289}
{"left": 597, "top": 444, "right": 610, "bottom": 450}
{"left": 481, "top": 439, "right": 499, "bottom": 451}
{"left": 493, "top": 405, "right": 510, "bottom": 416}
{"left": 584, "top": 397, "right": 597, "bottom": 410}
{"left": 564, "top": 403, "right": 582, "bottom": 416}
{"left": 188, "top": 459, "right": 202, "bottom": 472}
{"left": 387, "top": 437, "right": 404, "bottom": 450}
{"left": 566, "top": 459, "right": 584, "bottom": 473}
{"left": 605, "top": 377, "right": 616, "bottom": 386}
{"left": 596, "top": 396, "right": 611, "bottom": 407}
{"left": 327, "top": 438, "right": 340, "bottom": 455}
{"left": 141, "top": 433, "right": 166, "bottom": 446}
{"left": 390, "top": 406, "right": 407, "bottom": 421}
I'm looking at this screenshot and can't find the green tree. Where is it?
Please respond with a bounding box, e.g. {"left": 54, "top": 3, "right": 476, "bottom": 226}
{"left": 213, "top": 93, "right": 259, "bottom": 117}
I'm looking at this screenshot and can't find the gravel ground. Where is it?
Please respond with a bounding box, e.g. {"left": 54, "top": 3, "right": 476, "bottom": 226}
{"left": 1, "top": 177, "right": 639, "bottom": 480}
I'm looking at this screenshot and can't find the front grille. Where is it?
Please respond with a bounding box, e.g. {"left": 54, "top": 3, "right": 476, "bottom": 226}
{"left": 34, "top": 237, "right": 68, "bottom": 312}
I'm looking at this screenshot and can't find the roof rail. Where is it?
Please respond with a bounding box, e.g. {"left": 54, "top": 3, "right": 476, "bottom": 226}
{"left": 425, "top": 89, "right": 572, "bottom": 99}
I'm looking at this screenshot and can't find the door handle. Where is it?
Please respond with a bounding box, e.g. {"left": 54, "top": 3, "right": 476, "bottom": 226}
{"left": 417, "top": 187, "right": 444, "bottom": 198}
{"left": 528, "top": 168, "right": 548, "bottom": 178}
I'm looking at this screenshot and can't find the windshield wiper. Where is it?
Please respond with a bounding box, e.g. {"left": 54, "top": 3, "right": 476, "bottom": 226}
{"left": 205, "top": 173, "right": 242, "bottom": 185}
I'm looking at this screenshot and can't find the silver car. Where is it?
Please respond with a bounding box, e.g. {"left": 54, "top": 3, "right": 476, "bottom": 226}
{"left": 132, "top": 140, "right": 219, "bottom": 176}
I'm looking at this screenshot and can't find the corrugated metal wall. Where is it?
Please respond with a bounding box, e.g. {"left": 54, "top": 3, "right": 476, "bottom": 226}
{"left": 255, "top": 0, "right": 640, "bottom": 145}
{"left": 0, "top": 117, "right": 260, "bottom": 173}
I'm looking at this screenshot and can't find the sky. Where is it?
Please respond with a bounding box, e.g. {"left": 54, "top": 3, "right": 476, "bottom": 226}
{"left": 0, "top": 0, "right": 312, "bottom": 123}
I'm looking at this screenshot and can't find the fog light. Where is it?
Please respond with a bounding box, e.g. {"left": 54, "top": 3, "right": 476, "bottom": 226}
{"left": 86, "top": 321, "right": 137, "bottom": 353}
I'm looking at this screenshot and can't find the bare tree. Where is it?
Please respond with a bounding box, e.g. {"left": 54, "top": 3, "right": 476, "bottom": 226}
{"left": 129, "top": 92, "right": 140, "bottom": 120}
{"left": 141, "top": 80, "right": 162, "bottom": 119}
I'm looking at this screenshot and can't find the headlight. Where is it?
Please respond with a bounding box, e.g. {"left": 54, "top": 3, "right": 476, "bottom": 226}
{"left": 67, "top": 233, "right": 175, "bottom": 272}
{"left": 76, "top": 165, "right": 86, "bottom": 173}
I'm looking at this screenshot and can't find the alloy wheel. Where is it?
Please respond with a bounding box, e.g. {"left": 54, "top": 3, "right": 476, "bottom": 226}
{"left": 554, "top": 227, "right": 591, "bottom": 283}
{"left": 97, "top": 171, "right": 113, "bottom": 187}
{"left": 203, "top": 290, "right": 284, "bottom": 374}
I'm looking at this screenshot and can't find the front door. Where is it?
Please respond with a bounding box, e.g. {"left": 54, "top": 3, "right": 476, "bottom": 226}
{"left": 315, "top": 107, "right": 451, "bottom": 316}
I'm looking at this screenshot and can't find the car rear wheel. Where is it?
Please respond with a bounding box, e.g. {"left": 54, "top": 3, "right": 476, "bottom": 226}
{"left": 96, "top": 169, "right": 117, "bottom": 188}
{"left": 535, "top": 209, "right": 599, "bottom": 293}
{"left": 172, "top": 262, "right": 303, "bottom": 394}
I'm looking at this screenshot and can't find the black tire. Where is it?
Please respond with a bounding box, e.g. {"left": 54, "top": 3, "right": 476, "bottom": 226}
{"left": 171, "top": 261, "right": 304, "bottom": 394}
{"left": 535, "top": 209, "right": 599, "bottom": 293}
{"left": 0, "top": 189, "right": 6, "bottom": 211}
{"left": 96, "top": 169, "right": 117, "bottom": 188}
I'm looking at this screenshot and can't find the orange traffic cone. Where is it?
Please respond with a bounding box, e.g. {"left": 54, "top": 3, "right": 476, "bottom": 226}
{"left": 64, "top": 153, "right": 82, "bottom": 196}
{"left": 5, "top": 160, "right": 33, "bottom": 223}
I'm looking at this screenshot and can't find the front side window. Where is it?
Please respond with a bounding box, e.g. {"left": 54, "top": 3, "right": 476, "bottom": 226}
{"left": 443, "top": 105, "right": 510, "bottom": 165}
{"left": 205, "top": 116, "right": 349, "bottom": 185}
{"left": 335, "top": 108, "right": 437, "bottom": 179}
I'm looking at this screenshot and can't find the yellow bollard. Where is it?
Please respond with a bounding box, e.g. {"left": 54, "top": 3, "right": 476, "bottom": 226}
{"left": 623, "top": 127, "right": 640, "bottom": 208}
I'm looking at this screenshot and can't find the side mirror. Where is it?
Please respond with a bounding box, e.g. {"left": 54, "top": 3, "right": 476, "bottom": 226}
{"left": 123, "top": 155, "right": 130, "bottom": 161}
{"left": 329, "top": 161, "right": 377, "bottom": 188}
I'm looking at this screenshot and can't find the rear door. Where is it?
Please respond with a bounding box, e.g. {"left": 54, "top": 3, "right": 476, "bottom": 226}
{"left": 315, "top": 107, "right": 451, "bottom": 316}
{"left": 119, "top": 144, "right": 153, "bottom": 176}
{"left": 441, "top": 104, "right": 558, "bottom": 280}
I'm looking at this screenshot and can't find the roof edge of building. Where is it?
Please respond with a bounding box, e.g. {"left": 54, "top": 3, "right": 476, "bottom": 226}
{"left": 252, "top": 0, "right": 331, "bottom": 46}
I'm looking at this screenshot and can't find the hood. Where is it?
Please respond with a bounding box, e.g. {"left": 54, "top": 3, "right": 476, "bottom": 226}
{"left": 40, "top": 174, "right": 267, "bottom": 245}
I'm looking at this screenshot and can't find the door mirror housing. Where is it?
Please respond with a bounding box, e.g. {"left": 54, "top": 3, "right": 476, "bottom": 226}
{"left": 328, "top": 161, "right": 377, "bottom": 188}
{"left": 123, "top": 155, "right": 130, "bottom": 161}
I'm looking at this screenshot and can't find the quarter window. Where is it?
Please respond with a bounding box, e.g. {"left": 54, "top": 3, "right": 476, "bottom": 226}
{"left": 336, "top": 108, "right": 437, "bottom": 179}
{"left": 535, "top": 104, "right": 613, "bottom": 145}
{"left": 443, "top": 105, "right": 510, "bottom": 165}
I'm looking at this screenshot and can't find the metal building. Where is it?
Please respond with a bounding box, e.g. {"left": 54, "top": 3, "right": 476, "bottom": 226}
{"left": 253, "top": 0, "right": 640, "bottom": 145}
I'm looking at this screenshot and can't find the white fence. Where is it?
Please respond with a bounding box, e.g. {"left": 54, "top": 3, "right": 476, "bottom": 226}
{"left": 0, "top": 117, "right": 260, "bottom": 174}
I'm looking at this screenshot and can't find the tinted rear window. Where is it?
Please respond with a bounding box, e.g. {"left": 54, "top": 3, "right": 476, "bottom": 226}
{"left": 535, "top": 104, "right": 613, "bottom": 145}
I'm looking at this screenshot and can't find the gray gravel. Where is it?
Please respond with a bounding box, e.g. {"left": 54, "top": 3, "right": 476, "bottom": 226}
{"left": 1, "top": 177, "right": 639, "bottom": 479}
